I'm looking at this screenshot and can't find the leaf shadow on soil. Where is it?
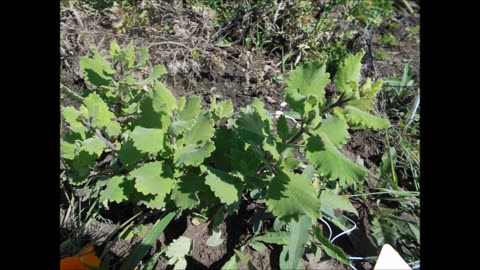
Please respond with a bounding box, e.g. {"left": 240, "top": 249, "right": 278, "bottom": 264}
{"left": 208, "top": 201, "right": 266, "bottom": 269}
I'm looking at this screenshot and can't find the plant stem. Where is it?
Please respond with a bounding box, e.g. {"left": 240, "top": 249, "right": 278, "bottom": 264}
{"left": 286, "top": 112, "right": 316, "bottom": 144}
{"left": 322, "top": 93, "right": 354, "bottom": 114}
{"left": 287, "top": 124, "right": 305, "bottom": 144}
{"left": 114, "top": 114, "right": 139, "bottom": 123}
{"left": 60, "top": 83, "right": 84, "bottom": 103}
{"left": 82, "top": 120, "right": 118, "bottom": 151}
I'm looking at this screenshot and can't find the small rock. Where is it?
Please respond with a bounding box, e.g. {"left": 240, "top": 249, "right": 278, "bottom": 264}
{"left": 265, "top": 96, "right": 277, "bottom": 104}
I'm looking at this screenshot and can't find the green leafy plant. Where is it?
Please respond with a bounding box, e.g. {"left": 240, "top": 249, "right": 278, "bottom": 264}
{"left": 378, "top": 33, "right": 398, "bottom": 46}
{"left": 373, "top": 48, "right": 389, "bottom": 61}
{"left": 61, "top": 42, "right": 390, "bottom": 268}
{"left": 340, "top": 0, "right": 395, "bottom": 28}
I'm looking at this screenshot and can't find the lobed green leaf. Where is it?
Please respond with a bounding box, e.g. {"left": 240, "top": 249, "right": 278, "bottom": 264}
{"left": 306, "top": 134, "right": 367, "bottom": 186}
{"left": 266, "top": 171, "right": 321, "bottom": 222}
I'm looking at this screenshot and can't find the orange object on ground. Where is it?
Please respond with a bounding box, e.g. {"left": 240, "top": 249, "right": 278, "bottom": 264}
{"left": 60, "top": 245, "right": 101, "bottom": 270}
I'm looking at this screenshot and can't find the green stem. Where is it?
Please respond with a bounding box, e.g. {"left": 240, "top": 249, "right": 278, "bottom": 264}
{"left": 60, "top": 83, "right": 84, "bottom": 103}
{"left": 321, "top": 93, "right": 354, "bottom": 114}
{"left": 82, "top": 120, "right": 118, "bottom": 152}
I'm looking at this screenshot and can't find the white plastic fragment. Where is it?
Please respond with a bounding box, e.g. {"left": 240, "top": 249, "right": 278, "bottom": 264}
{"left": 280, "top": 101, "right": 288, "bottom": 107}
{"left": 374, "top": 244, "right": 412, "bottom": 270}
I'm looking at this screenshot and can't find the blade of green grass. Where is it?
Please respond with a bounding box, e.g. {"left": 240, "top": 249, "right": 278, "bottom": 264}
{"left": 142, "top": 250, "right": 165, "bottom": 270}
{"left": 234, "top": 249, "right": 258, "bottom": 270}
{"left": 287, "top": 215, "right": 312, "bottom": 269}
{"left": 119, "top": 211, "right": 177, "bottom": 270}
{"left": 99, "top": 211, "right": 143, "bottom": 260}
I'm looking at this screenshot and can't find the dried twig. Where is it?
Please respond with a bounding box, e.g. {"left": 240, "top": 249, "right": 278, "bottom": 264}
{"left": 147, "top": 41, "right": 191, "bottom": 50}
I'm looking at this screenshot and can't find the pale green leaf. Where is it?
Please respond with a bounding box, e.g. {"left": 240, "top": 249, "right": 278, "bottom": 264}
{"left": 311, "top": 115, "right": 349, "bottom": 148}
{"left": 350, "top": 78, "right": 383, "bottom": 111}
{"left": 172, "top": 174, "right": 206, "bottom": 210}
{"left": 313, "top": 227, "right": 350, "bottom": 264}
{"left": 204, "top": 166, "right": 243, "bottom": 205}
{"left": 83, "top": 92, "right": 115, "bottom": 128}
{"left": 173, "top": 258, "right": 187, "bottom": 270}
{"left": 234, "top": 249, "right": 258, "bottom": 270}
{"left": 214, "top": 99, "right": 234, "bottom": 119}
{"left": 221, "top": 254, "right": 239, "bottom": 270}
{"left": 334, "top": 49, "right": 365, "bottom": 93}
{"left": 105, "top": 121, "right": 122, "bottom": 137}
{"left": 174, "top": 142, "right": 215, "bottom": 167}
{"left": 130, "top": 127, "right": 164, "bottom": 154}
{"left": 61, "top": 140, "right": 77, "bottom": 160}
{"left": 136, "top": 47, "right": 150, "bottom": 67}
{"left": 81, "top": 137, "right": 105, "bottom": 156}
{"left": 206, "top": 228, "right": 224, "bottom": 247}
{"left": 285, "top": 60, "right": 330, "bottom": 107}
{"left": 61, "top": 83, "right": 84, "bottom": 103}
{"left": 288, "top": 215, "right": 312, "bottom": 269}
{"left": 165, "top": 236, "right": 192, "bottom": 269}
{"left": 109, "top": 39, "right": 121, "bottom": 59}
{"left": 123, "top": 74, "right": 136, "bottom": 85}
{"left": 249, "top": 241, "right": 267, "bottom": 252}
{"left": 236, "top": 107, "right": 265, "bottom": 145}
{"left": 169, "top": 119, "right": 197, "bottom": 136}
{"left": 302, "top": 165, "right": 315, "bottom": 181}
{"left": 136, "top": 193, "right": 169, "bottom": 209}
{"left": 320, "top": 190, "right": 358, "bottom": 217}
{"left": 279, "top": 148, "right": 301, "bottom": 171}
{"left": 61, "top": 106, "right": 84, "bottom": 128}
{"left": 279, "top": 246, "right": 288, "bottom": 270}
{"left": 178, "top": 95, "right": 201, "bottom": 121}
{"left": 284, "top": 60, "right": 329, "bottom": 114}
{"left": 100, "top": 176, "right": 134, "bottom": 204}
{"left": 250, "top": 98, "right": 271, "bottom": 121}
{"left": 177, "top": 96, "right": 186, "bottom": 112}
{"left": 266, "top": 171, "right": 321, "bottom": 222}
{"left": 169, "top": 96, "right": 201, "bottom": 135}
{"left": 61, "top": 106, "right": 88, "bottom": 135}
{"left": 306, "top": 134, "right": 367, "bottom": 186}
{"left": 182, "top": 111, "right": 215, "bottom": 145}
{"left": 129, "top": 161, "right": 174, "bottom": 196}
{"left": 344, "top": 106, "right": 390, "bottom": 129}
{"left": 152, "top": 82, "right": 177, "bottom": 114}
{"left": 135, "top": 64, "right": 168, "bottom": 86}
{"left": 80, "top": 50, "right": 115, "bottom": 87}
{"left": 251, "top": 231, "right": 290, "bottom": 245}
{"left": 273, "top": 218, "right": 286, "bottom": 231}
{"left": 169, "top": 120, "right": 196, "bottom": 136}
{"left": 125, "top": 42, "right": 135, "bottom": 68}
